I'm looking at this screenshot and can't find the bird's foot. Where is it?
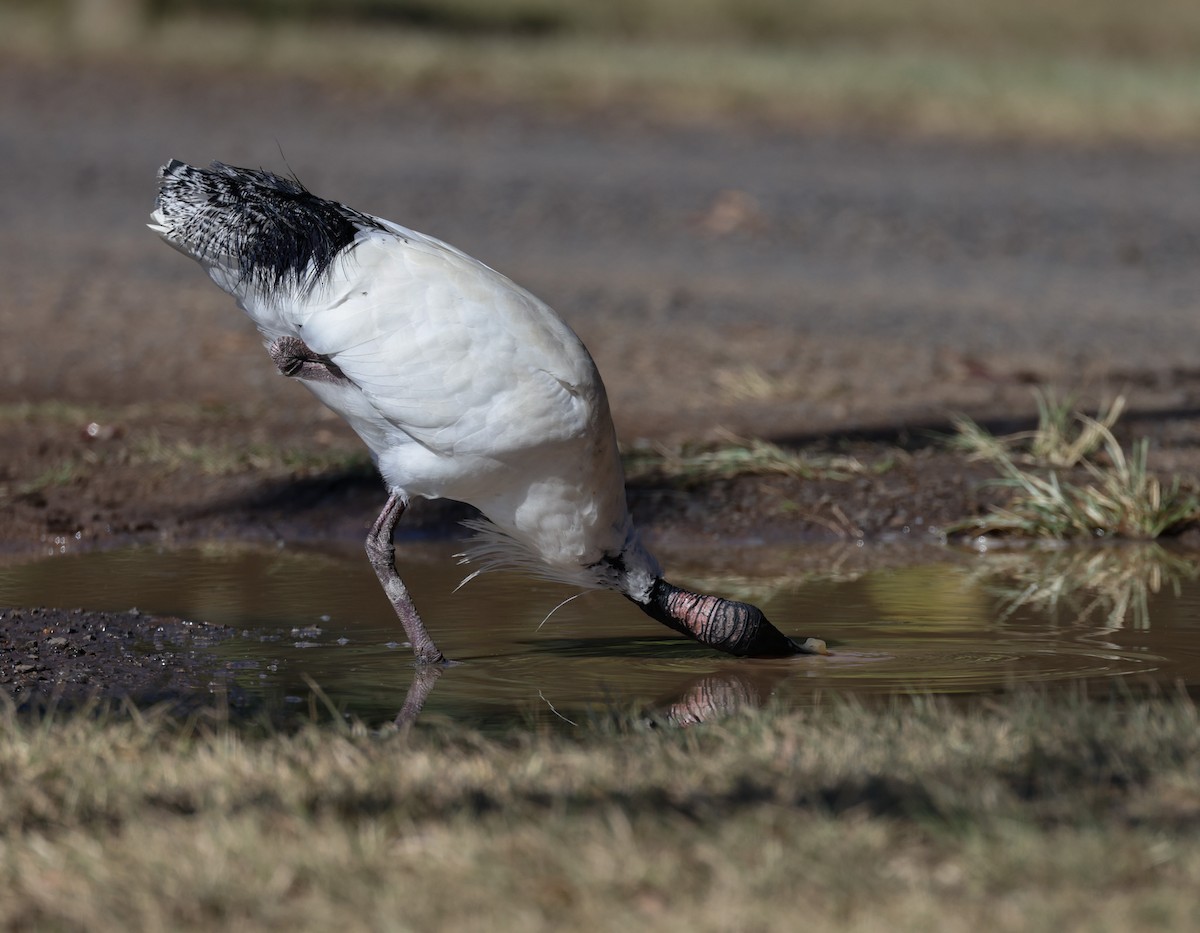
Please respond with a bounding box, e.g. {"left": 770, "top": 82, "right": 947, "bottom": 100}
{"left": 268, "top": 335, "right": 351, "bottom": 386}
{"left": 413, "top": 646, "right": 454, "bottom": 666}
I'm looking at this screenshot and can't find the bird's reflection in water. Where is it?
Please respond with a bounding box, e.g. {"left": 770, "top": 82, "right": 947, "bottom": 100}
{"left": 391, "top": 664, "right": 448, "bottom": 730}
{"left": 649, "top": 669, "right": 788, "bottom": 726}
{"left": 391, "top": 662, "right": 794, "bottom": 729}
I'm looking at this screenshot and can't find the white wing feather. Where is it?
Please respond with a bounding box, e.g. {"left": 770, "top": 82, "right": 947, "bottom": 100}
{"left": 286, "top": 227, "right": 598, "bottom": 458}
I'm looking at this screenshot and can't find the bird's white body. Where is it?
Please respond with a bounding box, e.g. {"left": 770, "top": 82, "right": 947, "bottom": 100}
{"left": 153, "top": 194, "right": 659, "bottom": 600}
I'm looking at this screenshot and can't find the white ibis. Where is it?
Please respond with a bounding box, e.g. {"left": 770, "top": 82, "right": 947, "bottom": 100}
{"left": 150, "top": 161, "right": 826, "bottom": 663}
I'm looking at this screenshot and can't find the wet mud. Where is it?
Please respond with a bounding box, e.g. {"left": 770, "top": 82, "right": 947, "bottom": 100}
{"left": 0, "top": 606, "right": 236, "bottom": 712}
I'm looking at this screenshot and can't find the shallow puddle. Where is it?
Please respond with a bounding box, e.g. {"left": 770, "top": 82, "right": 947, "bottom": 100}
{"left": 2, "top": 541, "right": 1199, "bottom": 729}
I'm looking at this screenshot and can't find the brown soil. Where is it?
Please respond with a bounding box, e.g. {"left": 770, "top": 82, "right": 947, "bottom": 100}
{"left": 3, "top": 58, "right": 1200, "bottom": 707}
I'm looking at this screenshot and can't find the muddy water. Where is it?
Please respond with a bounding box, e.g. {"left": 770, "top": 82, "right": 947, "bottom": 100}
{"left": 2, "top": 542, "right": 1199, "bottom": 728}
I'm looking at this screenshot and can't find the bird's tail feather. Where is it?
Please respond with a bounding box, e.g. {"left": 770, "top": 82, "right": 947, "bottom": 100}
{"left": 455, "top": 517, "right": 604, "bottom": 592}
{"left": 150, "top": 160, "right": 381, "bottom": 295}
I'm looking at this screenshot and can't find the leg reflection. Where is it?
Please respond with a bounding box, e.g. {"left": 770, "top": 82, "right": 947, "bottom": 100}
{"left": 393, "top": 664, "right": 446, "bottom": 729}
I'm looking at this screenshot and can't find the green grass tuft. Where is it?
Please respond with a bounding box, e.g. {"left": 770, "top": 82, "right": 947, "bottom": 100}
{"left": 949, "top": 392, "right": 1200, "bottom": 539}
{"left": 950, "top": 389, "right": 1126, "bottom": 469}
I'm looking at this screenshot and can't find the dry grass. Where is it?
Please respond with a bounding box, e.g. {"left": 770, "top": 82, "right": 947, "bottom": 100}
{"left": 949, "top": 393, "right": 1200, "bottom": 540}
{"left": 1, "top": 440, "right": 365, "bottom": 503}
{"left": 0, "top": 401, "right": 371, "bottom": 505}
{"left": 950, "top": 390, "right": 1127, "bottom": 469}
{"left": 128, "top": 430, "right": 368, "bottom": 477}
{"left": 54, "top": 0, "right": 1200, "bottom": 56}
{"left": 0, "top": 692, "right": 1198, "bottom": 930}
{"left": 5, "top": 1, "right": 1200, "bottom": 141}
{"left": 622, "top": 435, "right": 883, "bottom": 486}
{"left": 981, "top": 438, "right": 1199, "bottom": 539}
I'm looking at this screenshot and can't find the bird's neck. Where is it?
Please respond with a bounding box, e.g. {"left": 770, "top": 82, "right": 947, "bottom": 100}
{"left": 600, "top": 527, "right": 662, "bottom": 602}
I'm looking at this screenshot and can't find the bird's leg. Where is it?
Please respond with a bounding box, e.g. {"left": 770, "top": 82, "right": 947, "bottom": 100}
{"left": 365, "top": 491, "right": 447, "bottom": 665}
{"left": 268, "top": 335, "right": 352, "bottom": 387}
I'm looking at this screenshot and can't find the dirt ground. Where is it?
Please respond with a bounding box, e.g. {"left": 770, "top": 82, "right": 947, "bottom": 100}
{"left": 3, "top": 58, "right": 1200, "bottom": 706}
